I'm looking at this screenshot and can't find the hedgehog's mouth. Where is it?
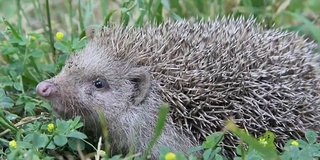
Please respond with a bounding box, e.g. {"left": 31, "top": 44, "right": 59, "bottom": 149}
{"left": 51, "top": 103, "right": 66, "bottom": 115}
{"left": 49, "top": 100, "right": 73, "bottom": 118}
{"left": 51, "top": 100, "right": 94, "bottom": 121}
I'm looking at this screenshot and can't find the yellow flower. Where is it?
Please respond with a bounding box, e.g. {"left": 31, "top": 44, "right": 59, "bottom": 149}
{"left": 258, "top": 138, "right": 268, "bottom": 146}
{"left": 291, "top": 140, "right": 299, "bottom": 147}
{"left": 47, "top": 123, "right": 55, "bottom": 132}
{"left": 30, "top": 36, "right": 37, "bottom": 40}
{"left": 55, "top": 32, "right": 64, "bottom": 41}
{"left": 9, "top": 140, "right": 17, "bottom": 149}
{"left": 165, "top": 152, "right": 176, "bottom": 160}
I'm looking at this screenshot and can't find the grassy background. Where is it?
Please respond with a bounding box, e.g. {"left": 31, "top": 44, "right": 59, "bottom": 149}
{"left": 0, "top": 0, "right": 320, "bottom": 159}
{"left": 0, "top": 0, "right": 319, "bottom": 41}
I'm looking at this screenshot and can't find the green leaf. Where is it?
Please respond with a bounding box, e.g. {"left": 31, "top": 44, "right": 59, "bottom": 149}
{"left": 4, "top": 112, "right": 18, "bottom": 121}
{"left": 299, "top": 145, "right": 318, "bottom": 159}
{"left": 297, "top": 139, "right": 309, "bottom": 148}
{"left": 74, "top": 122, "right": 84, "bottom": 129}
{"left": 55, "top": 119, "right": 70, "bottom": 133}
{"left": 72, "top": 38, "right": 87, "bottom": 51}
{"left": 40, "top": 102, "right": 53, "bottom": 111}
{"left": 207, "top": 148, "right": 222, "bottom": 160}
{"left": 27, "top": 154, "right": 40, "bottom": 160}
{"left": 0, "top": 89, "right": 5, "bottom": 97}
{"left": 158, "top": 146, "right": 171, "bottom": 159}
{"left": 72, "top": 116, "right": 81, "bottom": 125}
{"left": 18, "top": 141, "right": 32, "bottom": 149}
{"left": 30, "top": 50, "right": 45, "bottom": 58}
{"left": 24, "top": 102, "right": 36, "bottom": 112}
{"left": 0, "top": 97, "right": 14, "bottom": 108}
{"left": 258, "top": 131, "right": 277, "bottom": 151}
{"left": 226, "top": 120, "right": 279, "bottom": 159}
{"left": 68, "top": 138, "right": 85, "bottom": 151}
{"left": 215, "top": 154, "right": 223, "bottom": 160}
{"left": 202, "top": 132, "right": 224, "bottom": 149}
{"left": 32, "top": 133, "right": 48, "bottom": 148}
{"left": 23, "top": 133, "right": 34, "bottom": 142}
{"left": 109, "top": 155, "right": 122, "bottom": 160}
{"left": 245, "top": 149, "right": 264, "bottom": 160}
{"left": 236, "top": 144, "right": 243, "bottom": 156}
{"left": 57, "top": 54, "right": 69, "bottom": 66}
{"left": 202, "top": 148, "right": 213, "bottom": 160}
{"left": 53, "top": 135, "right": 68, "bottom": 146}
{"left": 65, "top": 131, "right": 87, "bottom": 139}
{"left": 305, "top": 130, "right": 318, "bottom": 144}
{"left": 18, "top": 35, "right": 28, "bottom": 46}
{"left": 187, "top": 145, "right": 204, "bottom": 155}
{"left": 54, "top": 41, "right": 70, "bottom": 52}
{"left": 46, "top": 141, "right": 56, "bottom": 149}
{"left": 282, "top": 145, "right": 300, "bottom": 159}
{"left": 175, "top": 152, "right": 187, "bottom": 160}
{"left": 70, "top": 116, "right": 83, "bottom": 129}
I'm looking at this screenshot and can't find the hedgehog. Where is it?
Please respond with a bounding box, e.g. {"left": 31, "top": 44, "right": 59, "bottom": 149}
{"left": 36, "top": 16, "right": 320, "bottom": 159}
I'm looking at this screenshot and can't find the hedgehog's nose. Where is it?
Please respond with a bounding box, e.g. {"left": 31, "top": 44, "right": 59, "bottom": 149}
{"left": 36, "top": 81, "right": 53, "bottom": 98}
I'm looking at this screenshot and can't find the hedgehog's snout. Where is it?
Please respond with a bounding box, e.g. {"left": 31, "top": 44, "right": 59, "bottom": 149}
{"left": 36, "top": 81, "right": 55, "bottom": 98}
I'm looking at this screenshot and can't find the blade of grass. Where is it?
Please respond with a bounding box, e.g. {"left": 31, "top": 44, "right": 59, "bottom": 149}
{"left": 285, "top": 11, "right": 320, "bottom": 43}
{"left": 0, "top": 111, "right": 18, "bottom": 133}
{"left": 31, "top": 0, "right": 46, "bottom": 35}
{"left": 155, "top": 0, "right": 163, "bottom": 24}
{"left": 84, "top": 0, "right": 95, "bottom": 30}
{"left": 103, "top": 10, "right": 117, "bottom": 26}
{"left": 98, "top": 106, "right": 110, "bottom": 159}
{"left": 16, "top": 0, "right": 22, "bottom": 30}
{"left": 135, "top": 0, "right": 147, "bottom": 26}
{"left": 3, "top": 18, "right": 22, "bottom": 41}
{"left": 100, "top": 0, "right": 107, "bottom": 18}
{"left": 161, "top": 0, "right": 182, "bottom": 21}
{"left": 69, "top": 0, "right": 74, "bottom": 41}
{"left": 141, "top": 103, "right": 169, "bottom": 159}
{"left": 45, "top": 0, "right": 55, "bottom": 59}
{"left": 78, "top": 0, "right": 85, "bottom": 32}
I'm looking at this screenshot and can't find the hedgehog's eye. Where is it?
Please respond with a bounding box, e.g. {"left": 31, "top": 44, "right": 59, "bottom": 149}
{"left": 93, "top": 79, "right": 106, "bottom": 89}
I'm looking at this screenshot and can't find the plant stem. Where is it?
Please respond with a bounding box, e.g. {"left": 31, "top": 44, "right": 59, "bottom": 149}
{"left": 42, "top": 135, "right": 54, "bottom": 154}
{"left": 78, "top": 0, "right": 84, "bottom": 32}
{"left": 45, "top": 0, "right": 56, "bottom": 60}
{"left": 69, "top": 0, "right": 73, "bottom": 41}
{"left": 16, "top": 0, "right": 22, "bottom": 30}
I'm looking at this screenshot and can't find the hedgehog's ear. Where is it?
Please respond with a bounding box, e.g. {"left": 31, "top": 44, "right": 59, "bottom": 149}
{"left": 126, "top": 67, "right": 151, "bottom": 105}
{"left": 85, "top": 27, "right": 95, "bottom": 40}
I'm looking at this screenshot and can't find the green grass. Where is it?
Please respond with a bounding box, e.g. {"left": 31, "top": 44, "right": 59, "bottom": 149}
{"left": 0, "top": 0, "right": 320, "bottom": 159}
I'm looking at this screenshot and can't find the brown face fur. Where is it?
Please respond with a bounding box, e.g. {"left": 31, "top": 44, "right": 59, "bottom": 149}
{"left": 36, "top": 29, "right": 198, "bottom": 158}
{"left": 46, "top": 45, "right": 136, "bottom": 122}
